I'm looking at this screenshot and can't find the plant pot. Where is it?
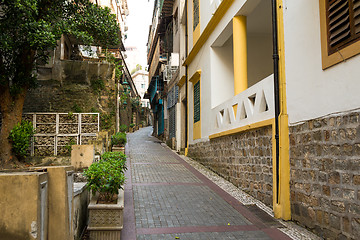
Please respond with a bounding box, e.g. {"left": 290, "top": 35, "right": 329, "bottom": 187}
{"left": 88, "top": 190, "right": 124, "bottom": 239}
{"left": 112, "top": 145, "right": 125, "bottom": 153}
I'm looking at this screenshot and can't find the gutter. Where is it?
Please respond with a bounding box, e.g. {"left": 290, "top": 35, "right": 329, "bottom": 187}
{"left": 185, "top": 0, "right": 189, "bottom": 155}
{"left": 271, "top": 0, "right": 280, "bottom": 204}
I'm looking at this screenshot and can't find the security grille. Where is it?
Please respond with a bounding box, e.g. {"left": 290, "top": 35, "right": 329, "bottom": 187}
{"left": 194, "top": 81, "right": 200, "bottom": 123}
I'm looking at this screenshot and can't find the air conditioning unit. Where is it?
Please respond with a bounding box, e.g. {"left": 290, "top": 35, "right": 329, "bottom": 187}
{"left": 163, "top": 65, "right": 171, "bottom": 82}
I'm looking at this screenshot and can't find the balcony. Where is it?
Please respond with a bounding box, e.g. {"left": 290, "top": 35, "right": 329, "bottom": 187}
{"left": 210, "top": 75, "right": 274, "bottom": 137}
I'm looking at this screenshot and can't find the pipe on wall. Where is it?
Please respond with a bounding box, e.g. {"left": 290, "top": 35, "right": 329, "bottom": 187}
{"left": 271, "top": 0, "right": 280, "bottom": 204}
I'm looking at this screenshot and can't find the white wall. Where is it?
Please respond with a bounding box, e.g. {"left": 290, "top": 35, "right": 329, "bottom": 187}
{"left": 187, "top": 0, "right": 258, "bottom": 143}
{"left": 210, "top": 37, "right": 234, "bottom": 108}
{"left": 247, "top": 34, "right": 273, "bottom": 87}
{"left": 283, "top": 0, "right": 360, "bottom": 124}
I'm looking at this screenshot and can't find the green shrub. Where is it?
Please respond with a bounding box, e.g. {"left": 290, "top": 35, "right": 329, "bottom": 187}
{"left": 8, "top": 120, "right": 35, "bottom": 158}
{"left": 83, "top": 151, "right": 127, "bottom": 202}
{"left": 119, "top": 124, "right": 127, "bottom": 133}
{"left": 129, "top": 123, "right": 135, "bottom": 128}
{"left": 111, "top": 132, "right": 127, "bottom": 146}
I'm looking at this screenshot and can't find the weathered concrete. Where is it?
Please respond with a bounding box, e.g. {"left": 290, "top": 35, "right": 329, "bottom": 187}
{"left": 31, "top": 166, "right": 74, "bottom": 240}
{"left": 73, "top": 183, "right": 89, "bottom": 240}
{"left": 71, "top": 145, "right": 94, "bottom": 170}
{"left": 0, "top": 172, "right": 48, "bottom": 240}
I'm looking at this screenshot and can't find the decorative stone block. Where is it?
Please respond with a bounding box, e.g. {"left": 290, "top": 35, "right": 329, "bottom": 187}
{"left": 88, "top": 190, "right": 124, "bottom": 240}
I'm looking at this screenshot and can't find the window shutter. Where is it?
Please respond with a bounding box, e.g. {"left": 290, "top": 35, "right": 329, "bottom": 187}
{"left": 193, "top": 0, "right": 199, "bottom": 31}
{"left": 327, "top": 0, "right": 360, "bottom": 54}
{"left": 354, "top": 0, "right": 360, "bottom": 34}
{"left": 194, "top": 81, "right": 200, "bottom": 123}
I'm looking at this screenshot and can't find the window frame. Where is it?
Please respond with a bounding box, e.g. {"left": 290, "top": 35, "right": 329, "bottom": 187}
{"left": 320, "top": 0, "right": 360, "bottom": 69}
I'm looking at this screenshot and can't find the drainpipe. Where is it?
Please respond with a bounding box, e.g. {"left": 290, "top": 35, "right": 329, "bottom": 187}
{"left": 271, "top": 0, "right": 280, "bottom": 203}
{"left": 185, "top": 0, "right": 189, "bottom": 154}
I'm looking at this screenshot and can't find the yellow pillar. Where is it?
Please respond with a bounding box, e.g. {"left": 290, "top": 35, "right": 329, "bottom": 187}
{"left": 233, "top": 16, "right": 248, "bottom": 95}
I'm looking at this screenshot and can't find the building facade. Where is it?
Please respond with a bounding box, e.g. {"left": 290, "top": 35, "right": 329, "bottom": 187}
{"left": 178, "top": 0, "right": 360, "bottom": 239}
{"left": 132, "top": 70, "right": 150, "bottom": 108}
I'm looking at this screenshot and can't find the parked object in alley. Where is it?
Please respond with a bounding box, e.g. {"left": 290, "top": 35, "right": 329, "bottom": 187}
{"left": 84, "top": 152, "right": 127, "bottom": 239}
{"left": 111, "top": 132, "right": 127, "bottom": 153}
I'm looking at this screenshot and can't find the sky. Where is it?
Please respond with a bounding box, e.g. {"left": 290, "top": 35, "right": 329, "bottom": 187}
{"left": 125, "top": 0, "right": 155, "bottom": 69}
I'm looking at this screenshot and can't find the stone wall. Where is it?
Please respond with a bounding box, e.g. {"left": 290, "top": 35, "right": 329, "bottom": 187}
{"left": 188, "top": 125, "right": 273, "bottom": 206}
{"left": 289, "top": 110, "right": 360, "bottom": 239}
{"left": 25, "top": 60, "right": 115, "bottom": 113}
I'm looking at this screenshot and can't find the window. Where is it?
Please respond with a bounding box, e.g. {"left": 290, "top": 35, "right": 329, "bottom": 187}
{"left": 194, "top": 81, "right": 200, "bottom": 123}
{"left": 193, "top": 0, "right": 200, "bottom": 31}
{"left": 141, "top": 84, "right": 145, "bottom": 89}
{"left": 327, "top": 0, "right": 360, "bottom": 54}
{"left": 193, "top": 0, "right": 200, "bottom": 45}
{"left": 320, "top": 0, "right": 360, "bottom": 69}
{"left": 190, "top": 70, "right": 201, "bottom": 140}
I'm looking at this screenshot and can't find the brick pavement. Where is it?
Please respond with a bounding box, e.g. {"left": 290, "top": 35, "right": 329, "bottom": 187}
{"left": 121, "top": 127, "right": 292, "bottom": 240}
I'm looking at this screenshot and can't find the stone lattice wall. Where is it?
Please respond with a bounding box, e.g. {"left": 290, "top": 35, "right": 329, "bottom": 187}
{"left": 188, "top": 125, "right": 273, "bottom": 206}
{"left": 289, "top": 111, "right": 360, "bottom": 239}
{"left": 22, "top": 113, "right": 99, "bottom": 156}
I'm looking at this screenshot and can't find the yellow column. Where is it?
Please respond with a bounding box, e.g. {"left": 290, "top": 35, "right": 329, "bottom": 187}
{"left": 233, "top": 16, "right": 248, "bottom": 95}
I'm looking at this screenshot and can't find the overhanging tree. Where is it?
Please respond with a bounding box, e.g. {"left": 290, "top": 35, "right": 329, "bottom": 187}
{"left": 0, "top": 0, "right": 121, "bottom": 164}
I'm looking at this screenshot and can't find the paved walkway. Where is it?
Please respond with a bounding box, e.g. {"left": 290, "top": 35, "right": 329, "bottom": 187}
{"left": 121, "top": 127, "right": 292, "bottom": 240}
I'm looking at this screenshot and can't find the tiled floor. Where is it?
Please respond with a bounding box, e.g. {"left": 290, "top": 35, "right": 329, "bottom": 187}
{"left": 121, "top": 127, "right": 292, "bottom": 240}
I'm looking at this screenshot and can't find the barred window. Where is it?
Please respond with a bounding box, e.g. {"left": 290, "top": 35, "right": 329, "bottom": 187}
{"left": 194, "top": 81, "right": 200, "bottom": 123}
{"left": 193, "top": 0, "right": 199, "bottom": 31}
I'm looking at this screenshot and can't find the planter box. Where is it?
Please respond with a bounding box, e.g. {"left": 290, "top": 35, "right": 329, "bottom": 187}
{"left": 88, "top": 190, "right": 124, "bottom": 240}
{"left": 111, "top": 145, "right": 125, "bottom": 154}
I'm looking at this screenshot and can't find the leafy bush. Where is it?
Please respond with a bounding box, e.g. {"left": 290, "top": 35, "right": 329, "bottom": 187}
{"left": 119, "top": 124, "right": 127, "bottom": 133}
{"left": 129, "top": 123, "right": 135, "bottom": 128}
{"left": 8, "top": 121, "right": 35, "bottom": 158}
{"left": 111, "top": 132, "right": 127, "bottom": 147}
{"left": 83, "top": 152, "right": 127, "bottom": 202}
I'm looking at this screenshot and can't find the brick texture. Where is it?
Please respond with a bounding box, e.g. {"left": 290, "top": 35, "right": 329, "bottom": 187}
{"left": 289, "top": 111, "right": 360, "bottom": 240}
{"left": 188, "top": 126, "right": 273, "bottom": 207}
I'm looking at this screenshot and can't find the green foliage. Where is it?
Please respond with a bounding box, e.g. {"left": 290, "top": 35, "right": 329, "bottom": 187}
{"left": 90, "top": 78, "right": 105, "bottom": 94}
{"left": 72, "top": 104, "right": 82, "bottom": 113}
{"left": 120, "top": 92, "right": 129, "bottom": 105}
{"left": 0, "top": 0, "right": 120, "bottom": 93}
{"left": 67, "top": 111, "right": 74, "bottom": 120}
{"left": 64, "top": 137, "right": 76, "bottom": 155}
{"left": 83, "top": 151, "right": 127, "bottom": 202}
{"left": 90, "top": 107, "right": 98, "bottom": 113}
{"left": 8, "top": 121, "right": 35, "bottom": 158}
{"left": 119, "top": 124, "right": 127, "bottom": 133}
{"left": 111, "top": 132, "right": 127, "bottom": 147}
{"left": 129, "top": 123, "right": 135, "bottom": 128}
{"left": 100, "top": 112, "right": 114, "bottom": 130}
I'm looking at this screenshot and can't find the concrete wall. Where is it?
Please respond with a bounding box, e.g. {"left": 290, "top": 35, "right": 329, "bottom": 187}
{"left": 188, "top": 125, "right": 273, "bottom": 206}
{"left": 0, "top": 172, "right": 48, "bottom": 240}
{"left": 72, "top": 183, "right": 89, "bottom": 240}
{"left": 31, "top": 166, "right": 75, "bottom": 240}
{"left": 283, "top": 0, "right": 360, "bottom": 124}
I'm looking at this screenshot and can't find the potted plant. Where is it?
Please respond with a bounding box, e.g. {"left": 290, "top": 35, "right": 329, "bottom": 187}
{"left": 111, "top": 132, "right": 127, "bottom": 153}
{"left": 129, "top": 123, "right": 135, "bottom": 132}
{"left": 84, "top": 152, "right": 127, "bottom": 239}
{"left": 119, "top": 124, "right": 127, "bottom": 133}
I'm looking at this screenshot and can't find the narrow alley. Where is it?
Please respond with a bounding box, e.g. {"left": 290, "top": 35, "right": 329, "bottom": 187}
{"left": 122, "top": 127, "right": 297, "bottom": 240}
